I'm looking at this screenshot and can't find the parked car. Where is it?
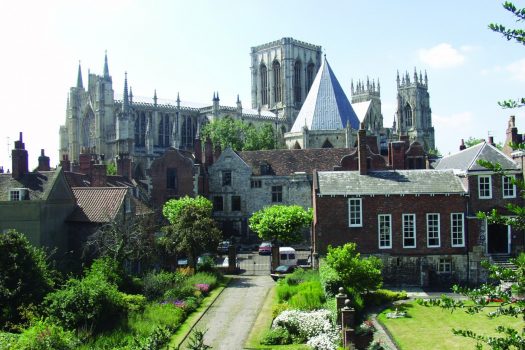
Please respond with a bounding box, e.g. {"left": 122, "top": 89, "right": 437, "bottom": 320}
{"left": 270, "top": 265, "right": 296, "bottom": 281}
{"left": 258, "top": 241, "right": 272, "bottom": 255}
{"left": 217, "top": 241, "right": 230, "bottom": 254}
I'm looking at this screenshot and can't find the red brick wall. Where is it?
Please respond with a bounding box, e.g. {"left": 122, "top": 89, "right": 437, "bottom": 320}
{"left": 314, "top": 194, "right": 468, "bottom": 255}
{"left": 468, "top": 174, "right": 524, "bottom": 215}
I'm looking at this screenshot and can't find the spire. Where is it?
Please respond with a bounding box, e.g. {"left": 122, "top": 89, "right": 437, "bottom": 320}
{"left": 396, "top": 70, "right": 400, "bottom": 87}
{"left": 77, "top": 61, "right": 83, "bottom": 88}
{"left": 424, "top": 70, "right": 428, "bottom": 86}
{"left": 129, "top": 87, "right": 133, "bottom": 104}
{"left": 103, "top": 50, "right": 110, "bottom": 80}
{"left": 177, "top": 92, "right": 181, "bottom": 103}
{"left": 153, "top": 89, "right": 158, "bottom": 106}
{"left": 237, "top": 94, "right": 240, "bottom": 103}
{"left": 413, "top": 67, "right": 418, "bottom": 83}
{"left": 212, "top": 92, "right": 216, "bottom": 101}
{"left": 122, "top": 72, "right": 129, "bottom": 112}
{"left": 351, "top": 79, "right": 354, "bottom": 94}
{"left": 377, "top": 78, "right": 380, "bottom": 94}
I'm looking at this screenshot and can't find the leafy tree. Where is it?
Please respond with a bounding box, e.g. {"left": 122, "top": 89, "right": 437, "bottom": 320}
{"left": 106, "top": 161, "right": 117, "bottom": 175}
{"left": 248, "top": 205, "right": 313, "bottom": 245}
{"left": 85, "top": 215, "right": 154, "bottom": 265}
{"left": 201, "top": 116, "right": 276, "bottom": 151}
{"left": 464, "top": 137, "right": 503, "bottom": 150}
{"left": 162, "top": 196, "right": 222, "bottom": 268}
{"left": 0, "top": 229, "right": 55, "bottom": 331}
{"left": 324, "top": 243, "right": 383, "bottom": 294}
{"left": 489, "top": 1, "right": 525, "bottom": 108}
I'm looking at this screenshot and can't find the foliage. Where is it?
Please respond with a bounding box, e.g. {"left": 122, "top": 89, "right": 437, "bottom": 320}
{"left": 201, "top": 115, "right": 276, "bottom": 151}
{"left": 142, "top": 270, "right": 184, "bottom": 301}
{"left": 85, "top": 215, "right": 154, "bottom": 265}
{"left": 44, "top": 258, "right": 129, "bottom": 333}
{"left": 12, "top": 318, "right": 79, "bottom": 350}
{"left": 248, "top": 205, "right": 313, "bottom": 244}
{"left": 463, "top": 137, "right": 503, "bottom": 150}
{"left": 185, "top": 328, "right": 211, "bottom": 350}
{"left": 325, "top": 243, "right": 383, "bottom": 294}
{"left": 318, "top": 261, "right": 343, "bottom": 297}
{"left": 0, "top": 229, "right": 55, "bottom": 331}
{"left": 184, "top": 272, "right": 218, "bottom": 291}
{"left": 427, "top": 148, "right": 442, "bottom": 158}
{"left": 132, "top": 325, "right": 172, "bottom": 350}
{"left": 106, "top": 161, "right": 117, "bottom": 176}
{"left": 0, "top": 332, "right": 18, "bottom": 349}
{"left": 260, "top": 326, "right": 292, "bottom": 345}
{"left": 161, "top": 196, "right": 222, "bottom": 268}
{"left": 419, "top": 254, "right": 525, "bottom": 349}
{"left": 363, "top": 289, "right": 408, "bottom": 307}
{"left": 489, "top": 1, "right": 525, "bottom": 108}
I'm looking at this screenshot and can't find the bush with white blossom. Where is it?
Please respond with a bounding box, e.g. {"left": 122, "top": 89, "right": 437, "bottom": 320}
{"left": 272, "top": 309, "right": 339, "bottom": 350}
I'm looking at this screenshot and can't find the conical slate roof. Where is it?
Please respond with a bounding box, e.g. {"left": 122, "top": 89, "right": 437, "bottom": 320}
{"left": 291, "top": 56, "right": 359, "bottom": 132}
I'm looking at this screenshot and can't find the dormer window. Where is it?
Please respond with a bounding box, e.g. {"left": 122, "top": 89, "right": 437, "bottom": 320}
{"left": 9, "top": 188, "right": 28, "bottom": 201}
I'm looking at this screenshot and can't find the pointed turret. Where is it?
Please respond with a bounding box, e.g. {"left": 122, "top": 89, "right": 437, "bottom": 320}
{"left": 176, "top": 92, "right": 181, "bottom": 108}
{"left": 77, "top": 61, "right": 83, "bottom": 88}
{"left": 153, "top": 89, "right": 158, "bottom": 106}
{"left": 129, "top": 87, "right": 133, "bottom": 104}
{"left": 122, "top": 72, "right": 129, "bottom": 113}
{"left": 103, "top": 50, "right": 110, "bottom": 80}
{"left": 413, "top": 67, "right": 418, "bottom": 83}
{"left": 396, "top": 70, "right": 400, "bottom": 87}
{"left": 377, "top": 79, "right": 380, "bottom": 94}
{"left": 424, "top": 70, "right": 428, "bottom": 86}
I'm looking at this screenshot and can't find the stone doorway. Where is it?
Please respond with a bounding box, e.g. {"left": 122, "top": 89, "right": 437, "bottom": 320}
{"left": 487, "top": 223, "right": 510, "bottom": 254}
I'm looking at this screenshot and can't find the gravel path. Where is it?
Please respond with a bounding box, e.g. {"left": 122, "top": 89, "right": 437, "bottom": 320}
{"left": 179, "top": 275, "right": 274, "bottom": 350}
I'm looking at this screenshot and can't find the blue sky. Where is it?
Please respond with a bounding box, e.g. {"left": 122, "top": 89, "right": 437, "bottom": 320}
{"left": 1, "top": 1, "right": 525, "bottom": 169}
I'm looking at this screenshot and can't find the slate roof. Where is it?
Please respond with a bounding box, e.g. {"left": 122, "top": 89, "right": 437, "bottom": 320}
{"left": 290, "top": 56, "right": 360, "bottom": 132}
{"left": 0, "top": 170, "right": 60, "bottom": 201}
{"left": 68, "top": 187, "right": 128, "bottom": 223}
{"left": 435, "top": 142, "right": 520, "bottom": 172}
{"left": 237, "top": 148, "right": 354, "bottom": 176}
{"left": 64, "top": 172, "right": 134, "bottom": 188}
{"left": 317, "top": 170, "right": 467, "bottom": 196}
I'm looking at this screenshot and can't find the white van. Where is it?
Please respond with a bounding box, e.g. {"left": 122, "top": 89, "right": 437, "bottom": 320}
{"left": 279, "top": 247, "right": 297, "bottom": 266}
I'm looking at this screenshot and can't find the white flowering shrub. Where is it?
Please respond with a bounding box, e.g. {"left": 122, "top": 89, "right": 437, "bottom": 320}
{"left": 272, "top": 309, "right": 339, "bottom": 349}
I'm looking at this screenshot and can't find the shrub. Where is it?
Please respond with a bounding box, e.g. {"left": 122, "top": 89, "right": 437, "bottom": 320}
{"left": 272, "top": 302, "right": 289, "bottom": 319}
{"left": 14, "top": 319, "right": 79, "bottom": 350}
{"left": 288, "top": 289, "right": 325, "bottom": 310}
{"left": 319, "top": 262, "right": 342, "bottom": 297}
{"left": 163, "top": 284, "right": 196, "bottom": 301}
{"left": 260, "top": 327, "right": 292, "bottom": 345}
{"left": 185, "top": 272, "right": 218, "bottom": 290}
{"left": 142, "top": 271, "right": 183, "bottom": 300}
{"left": 121, "top": 293, "right": 147, "bottom": 313}
{"left": 130, "top": 303, "right": 185, "bottom": 334}
{"left": 132, "top": 325, "right": 172, "bottom": 350}
{"left": 196, "top": 255, "right": 217, "bottom": 274}
{"left": 363, "top": 289, "right": 408, "bottom": 307}
{"left": 0, "top": 332, "right": 19, "bottom": 349}
{"left": 283, "top": 268, "right": 318, "bottom": 285}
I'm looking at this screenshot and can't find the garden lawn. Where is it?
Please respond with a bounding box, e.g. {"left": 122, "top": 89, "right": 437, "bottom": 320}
{"left": 378, "top": 301, "right": 523, "bottom": 350}
{"left": 244, "top": 285, "right": 310, "bottom": 350}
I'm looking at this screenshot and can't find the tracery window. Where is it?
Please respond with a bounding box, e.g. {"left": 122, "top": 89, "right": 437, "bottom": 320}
{"left": 273, "top": 60, "right": 281, "bottom": 103}
{"left": 181, "top": 115, "right": 196, "bottom": 149}
{"left": 404, "top": 103, "right": 413, "bottom": 128}
{"left": 135, "top": 112, "right": 146, "bottom": 147}
{"left": 294, "top": 60, "right": 302, "bottom": 104}
{"left": 307, "top": 63, "right": 315, "bottom": 92}
{"left": 260, "top": 64, "right": 268, "bottom": 105}
{"left": 158, "top": 114, "right": 170, "bottom": 147}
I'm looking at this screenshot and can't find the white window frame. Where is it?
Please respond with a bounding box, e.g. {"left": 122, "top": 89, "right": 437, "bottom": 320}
{"left": 378, "top": 214, "right": 392, "bottom": 249}
{"left": 426, "top": 213, "right": 441, "bottom": 248}
{"left": 348, "top": 198, "right": 362, "bottom": 227}
{"left": 9, "top": 190, "right": 20, "bottom": 201}
{"left": 478, "top": 175, "right": 492, "bottom": 199}
{"left": 402, "top": 214, "right": 416, "bottom": 248}
{"left": 451, "top": 213, "right": 465, "bottom": 247}
{"left": 502, "top": 175, "right": 516, "bottom": 198}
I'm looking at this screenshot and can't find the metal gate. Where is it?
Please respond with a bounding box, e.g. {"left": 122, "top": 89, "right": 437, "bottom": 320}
{"left": 237, "top": 253, "right": 272, "bottom": 275}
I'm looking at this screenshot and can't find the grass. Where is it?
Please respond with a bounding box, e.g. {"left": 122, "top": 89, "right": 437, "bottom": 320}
{"left": 378, "top": 301, "right": 523, "bottom": 350}
{"left": 244, "top": 285, "right": 310, "bottom": 350}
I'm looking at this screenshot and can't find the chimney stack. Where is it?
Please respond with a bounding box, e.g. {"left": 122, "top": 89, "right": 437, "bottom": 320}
{"left": 488, "top": 136, "right": 495, "bottom": 146}
{"left": 91, "top": 163, "right": 107, "bottom": 187}
{"left": 459, "top": 139, "right": 466, "bottom": 151}
{"left": 37, "top": 149, "right": 51, "bottom": 171}
{"left": 116, "top": 153, "right": 132, "bottom": 179}
{"left": 79, "top": 147, "right": 94, "bottom": 175}
{"left": 358, "top": 123, "right": 367, "bottom": 175}
{"left": 12, "top": 132, "right": 28, "bottom": 179}
{"left": 60, "top": 154, "right": 71, "bottom": 172}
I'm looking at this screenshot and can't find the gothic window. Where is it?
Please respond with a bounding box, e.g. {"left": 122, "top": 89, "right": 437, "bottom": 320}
{"left": 260, "top": 64, "right": 268, "bottom": 105}
{"left": 273, "top": 60, "right": 281, "bottom": 103}
{"left": 158, "top": 114, "right": 170, "bottom": 147}
{"left": 307, "top": 63, "right": 315, "bottom": 93}
{"left": 404, "top": 103, "right": 413, "bottom": 128}
{"left": 82, "top": 110, "right": 96, "bottom": 148}
{"left": 166, "top": 168, "right": 177, "bottom": 190}
{"left": 135, "top": 112, "right": 146, "bottom": 147}
{"left": 181, "top": 115, "right": 196, "bottom": 149}
{"left": 294, "top": 60, "right": 302, "bottom": 104}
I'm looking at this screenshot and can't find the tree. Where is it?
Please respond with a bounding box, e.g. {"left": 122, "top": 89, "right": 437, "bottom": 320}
{"left": 162, "top": 196, "right": 222, "bottom": 268}
{"left": 85, "top": 215, "right": 154, "bottom": 265}
{"left": 0, "top": 229, "right": 55, "bottom": 331}
{"left": 464, "top": 137, "right": 503, "bottom": 150}
{"left": 248, "top": 205, "right": 313, "bottom": 245}
{"left": 490, "top": 1, "right": 525, "bottom": 108}
{"left": 201, "top": 116, "right": 276, "bottom": 151}
{"left": 324, "top": 243, "right": 383, "bottom": 294}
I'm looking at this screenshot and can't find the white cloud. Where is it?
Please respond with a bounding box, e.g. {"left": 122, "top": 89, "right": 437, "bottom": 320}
{"left": 418, "top": 43, "right": 466, "bottom": 69}
{"left": 506, "top": 58, "right": 525, "bottom": 82}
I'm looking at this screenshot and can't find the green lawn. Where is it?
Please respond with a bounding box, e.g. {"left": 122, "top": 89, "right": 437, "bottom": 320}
{"left": 378, "top": 301, "right": 523, "bottom": 350}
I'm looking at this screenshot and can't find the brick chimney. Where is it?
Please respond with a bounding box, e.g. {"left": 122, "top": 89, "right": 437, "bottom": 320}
{"left": 459, "top": 139, "right": 466, "bottom": 151}
{"left": 0, "top": 166, "right": 4, "bottom": 174}
{"left": 204, "top": 137, "right": 213, "bottom": 166}
{"left": 37, "top": 149, "right": 51, "bottom": 171}
{"left": 91, "top": 163, "right": 107, "bottom": 187}
{"left": 60, "top": 154, "right": 71, "bottom": 172}
{"left": 488, "top": 136, "right": 495, "bottom": 146}
{"left": 12, "top": 132, "right": 28, "bottom": 179}
{"left": 358, "top": 123, "right": 367, "bottom": 175}
{"left": 116, "top": 153, "right": 132, "bottom": 179}
{"left": 79, "top": 148, "right": 93, "bottom": 175}
{"left": 388, "top": 141, "right": 406, "bottom": 170}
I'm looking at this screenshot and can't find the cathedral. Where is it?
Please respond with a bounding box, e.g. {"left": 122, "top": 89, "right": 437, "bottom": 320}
{"left": 59, "top": 37, "right": 435, "bottom": 176}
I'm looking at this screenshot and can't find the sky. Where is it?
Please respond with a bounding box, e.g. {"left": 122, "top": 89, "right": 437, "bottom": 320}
{"left": 1, "top": 0, "right": 525, "bottom": 170}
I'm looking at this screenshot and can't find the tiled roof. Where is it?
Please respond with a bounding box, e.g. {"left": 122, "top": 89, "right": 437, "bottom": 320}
{"left": 435, "top": 142, "right": 520, "bottom": 172}
{"left": 237, "top": 148, "right": 354, "bottom": 176}
{"left": 317, "top": 170, "right": 467, "bottom": 196}
{"left": 291, "top": 56, "right": 360, "bottom": 132}
{"left": 0, "top": 170, "right": 60, "bottom": 201}
{"left": 64, "top": 172, "right": 134, "bottom": 188}
{"left": 68, "top": 187, "right": 128, "bottom": 223}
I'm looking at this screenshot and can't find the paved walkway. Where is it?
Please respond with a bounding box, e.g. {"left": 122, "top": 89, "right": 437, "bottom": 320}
{"left": 179, "top": 275, "right": 274, "bottom": 350}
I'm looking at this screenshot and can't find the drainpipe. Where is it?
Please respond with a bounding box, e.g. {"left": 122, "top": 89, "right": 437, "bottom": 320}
{"left": 465, "top": 195, "right": 470, "bottom": 285}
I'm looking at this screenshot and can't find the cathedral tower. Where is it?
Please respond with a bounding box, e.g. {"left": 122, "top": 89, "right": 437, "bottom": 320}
{"left": 250, "top": 38, "right": 322, "bottom": 128}
{"left": 396, "top": 68, "right": 435, "bottom": 151}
